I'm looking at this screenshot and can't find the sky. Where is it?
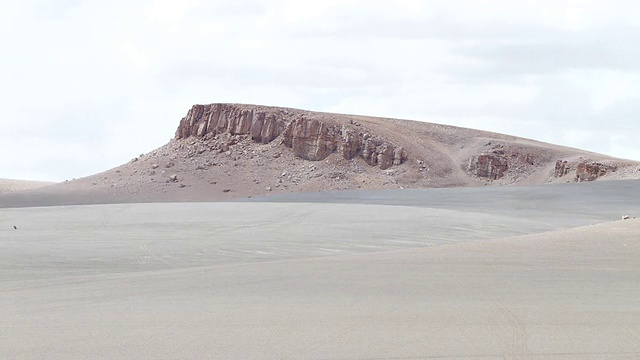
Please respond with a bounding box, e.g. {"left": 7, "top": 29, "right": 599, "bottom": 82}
{"left": 2, "top": 0, "right": 640, "bottom": 181}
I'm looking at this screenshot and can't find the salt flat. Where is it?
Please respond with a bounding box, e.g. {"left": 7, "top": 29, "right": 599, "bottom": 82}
{"left": 1, "top": 181, "right": 640, "bottom": 359}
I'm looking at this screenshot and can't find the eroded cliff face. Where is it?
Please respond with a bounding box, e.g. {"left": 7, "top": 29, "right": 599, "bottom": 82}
{"left": 465, "top": 144, "right": 538, "bottom": 181}
{"left": 554, "top": 160, "right": 617, "bottom": 182}
{"left": 467, "top": 154, "right": 509, "bottom": 180}
{"left": 175, "top": 104, "right": 283, "bottom": 143}
{"left": 175, "top": 104, "right": 407, "bottom": 169}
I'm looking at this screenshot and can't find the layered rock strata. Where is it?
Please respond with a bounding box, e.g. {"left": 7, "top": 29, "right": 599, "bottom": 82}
{"left": 175, "top": 104, "right": 407, "bottom": 169}
{"left": 467, "top": 154, "right": 509, "bottom": 180}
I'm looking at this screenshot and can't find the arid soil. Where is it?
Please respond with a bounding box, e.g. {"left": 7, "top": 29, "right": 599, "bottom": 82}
{"left": 1, "top": 184, "right": 639, "bottom": 358}
{"left": 2, "top": 102, "right": 639, "bottom": 357}
{"left": 0, "top": 179, "right": 53, "bottom": 195}
{"left": 2, "top": 104, "right": 639, "bottom": 207}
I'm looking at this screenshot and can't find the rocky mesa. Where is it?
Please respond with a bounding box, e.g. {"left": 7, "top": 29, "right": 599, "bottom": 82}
{"left": 2, "top": 103, "right": 639, "bottom": 207}
{"left": 175, "top": 104, "right": 407, "bottom": 170}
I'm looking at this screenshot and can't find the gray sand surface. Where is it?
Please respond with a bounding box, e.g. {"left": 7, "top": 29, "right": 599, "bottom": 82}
{"left": 248, "top": 179, "right": 640, "bottom": 227}
{"left": 1, "top": 181, "right": 640, "bottom": 358}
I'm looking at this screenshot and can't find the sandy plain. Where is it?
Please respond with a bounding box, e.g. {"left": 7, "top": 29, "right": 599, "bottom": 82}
{"left": 1, "top": 180, "right": 640, "bottom": 359}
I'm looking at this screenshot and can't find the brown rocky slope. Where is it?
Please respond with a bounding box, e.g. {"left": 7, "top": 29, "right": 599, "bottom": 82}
{"left": 2, "top": 103, "right": 640, "bottom": 206}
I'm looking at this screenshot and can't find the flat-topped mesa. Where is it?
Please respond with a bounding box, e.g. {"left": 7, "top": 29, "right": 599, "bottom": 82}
{"left": 175, "top": 104, "right": 407, "bottom": 169}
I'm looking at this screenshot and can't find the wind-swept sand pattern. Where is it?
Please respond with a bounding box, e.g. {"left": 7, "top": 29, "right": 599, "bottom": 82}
{"left": 1, "top": 181, "right": 640, "bottom": 359}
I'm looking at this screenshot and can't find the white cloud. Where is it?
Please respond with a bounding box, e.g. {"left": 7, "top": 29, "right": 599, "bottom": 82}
{"left": 145, "top": 0, "right": 202, "bottom": 24}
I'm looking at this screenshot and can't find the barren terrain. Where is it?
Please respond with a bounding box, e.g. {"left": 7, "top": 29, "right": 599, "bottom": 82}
{"left": 2, "top": 104, "right": 640, "bottom": 359}
{"left": 1, "top": 181, "right": 639, "bottom": 359}
{"left": 1, "top": 104, "right": 639, "bottom": 207}
{"left": 0, "top": 178, "right": 53, "bottom": 195}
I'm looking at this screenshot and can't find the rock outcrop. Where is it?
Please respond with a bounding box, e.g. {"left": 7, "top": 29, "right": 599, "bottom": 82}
{"left": 467, "top": 154, "right": 509, "bottom": 179}
{"left": 175, "top": 104, "right": 283, "bottom": 143}
{"left": 466, "top": 143, "right": 549, "bottom": 182}
{"left": 282, "top": 118, "right": 336, "bottom": 161}
{"left": 281, "top": 118, "right": 406, "bottom": 169}
{"left": 575, "top": 162, "right": 615, "bottom": 182}
{"left": 175, "top": 104, "right": 407, "bottom": 169}
{"left": 555, "top": 160, "right": 569, "bottom": 177}
{"left": 554, "top": 160, "right": 617, "bottom": 182}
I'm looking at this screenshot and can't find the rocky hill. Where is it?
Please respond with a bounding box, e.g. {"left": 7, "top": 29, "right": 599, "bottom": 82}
{"left": 1, "top": 103, "right": 639, "bottom": 206}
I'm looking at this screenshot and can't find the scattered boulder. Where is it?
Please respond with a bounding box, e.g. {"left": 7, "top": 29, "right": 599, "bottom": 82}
{"left": 169, "top": 174, "right": 178, "bottom": 182}
{"left": 328, "top": 171, "right": 346, "bottom": 180}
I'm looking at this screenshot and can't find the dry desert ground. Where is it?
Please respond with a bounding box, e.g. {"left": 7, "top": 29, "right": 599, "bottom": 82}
{"left": 1, "top": 180, "right": 640, "bottom": 359}
{"left": 0, "top": 179, "right": 53, "bottom": 195}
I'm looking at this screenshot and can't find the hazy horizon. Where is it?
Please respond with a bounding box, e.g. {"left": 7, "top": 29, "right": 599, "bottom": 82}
{"left": 3, "top": 0, "right": 640, "bottom": 182}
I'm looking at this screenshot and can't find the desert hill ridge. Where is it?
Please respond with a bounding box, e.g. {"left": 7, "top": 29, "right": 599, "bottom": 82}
{"left": 0, "top": 179, "right": 54, "bottom": 195}
{"left": 1, "top": 103, "right": 639, "bottom": 207}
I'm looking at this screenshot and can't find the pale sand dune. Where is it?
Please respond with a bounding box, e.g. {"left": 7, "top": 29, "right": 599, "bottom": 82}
{"left": 1, "top": 184, "right": 640, "bottom": 358}
{"left": 0, "top": 178, "right": 53, "bottom": 194}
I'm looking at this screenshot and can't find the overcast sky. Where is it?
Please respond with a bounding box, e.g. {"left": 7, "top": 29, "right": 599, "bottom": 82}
{"left": 2, "top": 0, "right": 639, "bottom": 181}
